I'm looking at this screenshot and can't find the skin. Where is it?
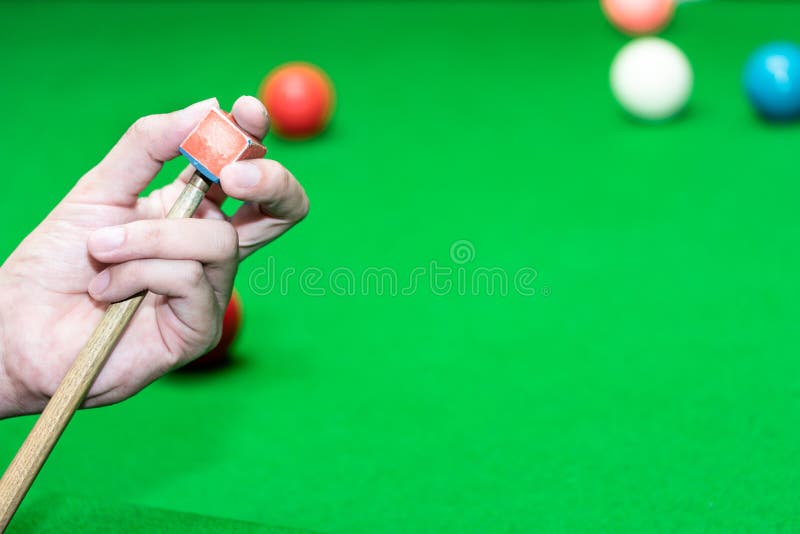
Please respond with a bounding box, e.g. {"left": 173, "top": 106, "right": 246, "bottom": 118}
{"left": 0, "top": 96, "right": 309, "bottom": 419}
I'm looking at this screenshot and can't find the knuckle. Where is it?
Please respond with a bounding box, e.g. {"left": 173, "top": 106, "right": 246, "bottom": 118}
{"left": 126, "top": 114, "right": 169, "bottom": 161}
{"left": 296, "top": 190, "right": 310, "bottom": 222}
{"left": 183, "top": 261, "right": 206, "bottom": 288}
{"left": 209, "top": 320, "right": 224, "bottom": 349}
{"left": 278, "top": 167, "right": 293, "bottom": 196}
{"left": 163, "top": 351, "right": 185, "bottom": 373}
{"left": 113, "top": 262, "right": 141, "bottom": 291}
{"left": 128, "top": 115, "right": 157, "bottom": 140}
{"left": 264, "top": 160, "right": 291, "bottom": 195}
{"left": 139, "top": 221, "right": 162, "bottom": 248}
{"left": 262, "top": 158, "right": 283, "bottom": 175}
{"left": 216, "top": 223, "right": 239, "bottom": 260}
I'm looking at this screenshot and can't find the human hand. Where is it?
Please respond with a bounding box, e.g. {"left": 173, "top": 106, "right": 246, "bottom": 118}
{"left": 0, "top": 96, "right": 308, "bottom": 418}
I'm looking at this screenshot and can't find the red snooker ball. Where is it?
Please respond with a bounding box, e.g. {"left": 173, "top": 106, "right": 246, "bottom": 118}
{"left": 259, "top": 62, "right": 335, "bottom": 139}
{"left": 186, "top": 289, "right": 242, "bottom": 369}
{"left": 601, "top": 0, "right": 674, "bottom": 36}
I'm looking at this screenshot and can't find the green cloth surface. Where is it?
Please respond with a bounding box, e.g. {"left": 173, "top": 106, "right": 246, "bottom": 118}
{"left": 1, "top": 1, "right": 800, "bottom": 532}
{"left": 10, "top": 494, "right": 310, "bottom": 533}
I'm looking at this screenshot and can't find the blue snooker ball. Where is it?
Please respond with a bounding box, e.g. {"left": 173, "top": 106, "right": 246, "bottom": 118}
{"left": 745, "top": 42, "right": 800, "bottom": 121}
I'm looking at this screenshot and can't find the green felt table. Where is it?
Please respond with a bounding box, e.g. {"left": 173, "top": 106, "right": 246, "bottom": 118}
{"left": 2, "top": 0, "right": 800, "bottom": 531}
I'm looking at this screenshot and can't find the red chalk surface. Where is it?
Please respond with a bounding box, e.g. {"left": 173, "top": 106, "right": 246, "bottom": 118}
{"left": 180, "top": 108, "right": 266, "bottom": 180}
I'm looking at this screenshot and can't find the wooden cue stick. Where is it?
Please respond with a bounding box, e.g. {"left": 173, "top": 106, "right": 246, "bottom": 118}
{"left": 0, "top": 172, "right": 212, "bottom": 529}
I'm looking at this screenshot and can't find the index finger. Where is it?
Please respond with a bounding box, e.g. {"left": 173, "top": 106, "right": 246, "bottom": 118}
{"left": 72, "top": 98, "right": 220, "bottom": 206}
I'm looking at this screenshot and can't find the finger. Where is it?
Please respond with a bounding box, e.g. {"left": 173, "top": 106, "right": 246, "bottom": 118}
{"left": 73, "top": 98, "right": 220, "bottom": 206}
{"left": 88, "top": 259, "right": 219, "bottom": 338}
{"left": 219, "top": 159, "right": 309, "bottom": 257}
{"left": 231, "top": 95, "right": 270, "bottom": 140}
{"left": 87, "top": 218, "right": 239, "bottom": 266}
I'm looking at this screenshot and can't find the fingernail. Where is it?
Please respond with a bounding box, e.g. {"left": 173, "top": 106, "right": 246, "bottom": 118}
{"left": 89, "top": 270, "right": 110, "bottom": 295}
{"left": 181, "top": 97, "right": 219, "bottom": 116}
{"left": 90, "top": 226, "right": 125, "bottom": 252}
{"left": 243, "top": 95, "right": 268, "bottom": 118}
{"left": 187, "top": 97, "right": 218, "bottom": 110}
{"left": 223, "top": 161, "right": 260, "bottom": 188}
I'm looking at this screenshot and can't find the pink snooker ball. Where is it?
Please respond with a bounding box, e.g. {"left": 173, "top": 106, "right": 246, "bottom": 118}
{"left": 601, "top": 0, "right": 675, "bottom": 36}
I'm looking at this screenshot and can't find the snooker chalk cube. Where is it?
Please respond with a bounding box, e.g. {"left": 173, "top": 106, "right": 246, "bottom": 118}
{"left": 179, "top": 108, "right": 266, "bottom": 183}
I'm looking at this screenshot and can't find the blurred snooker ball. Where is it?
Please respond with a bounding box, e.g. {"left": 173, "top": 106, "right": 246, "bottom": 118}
{"left": 601, "top": 0, "right": 674, "bottom": 36}
{"left": 610, "top": 37, "right": 693, "bottom": 121}
{"left": 259, "top": 62, "right": 335, "bottom": 139}
{"left": 744, "top": 42, "right": 800, "bottom": 121}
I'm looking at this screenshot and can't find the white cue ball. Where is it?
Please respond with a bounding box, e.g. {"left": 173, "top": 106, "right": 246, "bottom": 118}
{"left": 610, "top": 37, "right": 693, "bottom": 121}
